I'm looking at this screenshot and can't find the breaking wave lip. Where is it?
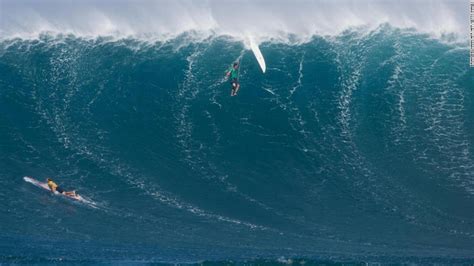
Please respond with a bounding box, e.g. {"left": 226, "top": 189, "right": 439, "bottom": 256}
{"left": 0, "top": 0, "right": 469, "bottom": 44}
{"left": 0, "top": 27, "right": 468, "bottom": 57}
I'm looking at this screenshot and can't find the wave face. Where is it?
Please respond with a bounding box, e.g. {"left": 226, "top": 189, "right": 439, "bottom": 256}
{"left": 1, "top": 27, "right": 474, "bottom": 263}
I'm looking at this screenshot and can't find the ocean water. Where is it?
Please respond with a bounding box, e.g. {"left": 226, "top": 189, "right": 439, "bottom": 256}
{"left": 1, "top": 25, "right": 473, "bottom": 263}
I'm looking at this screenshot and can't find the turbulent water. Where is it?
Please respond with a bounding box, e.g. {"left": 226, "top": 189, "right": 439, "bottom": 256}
{"left": 1, "top": 26, "right": 473, "bottom": 263}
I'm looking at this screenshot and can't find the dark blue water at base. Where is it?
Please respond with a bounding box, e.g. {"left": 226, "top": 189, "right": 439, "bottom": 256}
{"left": 1, "top": 26, "right": 473, "bottom": 263}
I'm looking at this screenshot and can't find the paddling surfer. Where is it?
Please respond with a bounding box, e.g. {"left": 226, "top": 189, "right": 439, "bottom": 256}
{"left": 47, "top": 178, "right": 77, "bottom": 197}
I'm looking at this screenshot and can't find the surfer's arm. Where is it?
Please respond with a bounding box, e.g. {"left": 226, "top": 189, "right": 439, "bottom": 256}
{"left": 225, "top": 68, "right": 233, "bottom": 78}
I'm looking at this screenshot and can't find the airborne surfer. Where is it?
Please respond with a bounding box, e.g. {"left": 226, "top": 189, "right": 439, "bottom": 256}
{"left": 47, "top": 178, "right": 77, "bottom": 197}
{"left": 225, "top": 62, "right": 240, "bottom": 96}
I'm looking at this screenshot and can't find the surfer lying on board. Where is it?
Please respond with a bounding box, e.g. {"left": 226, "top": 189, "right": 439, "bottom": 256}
{"left": 47, "top": 178, "right": 77, "bottom": 197}
{"left": 226, "top": 62, "right": 240, "bottom": 96}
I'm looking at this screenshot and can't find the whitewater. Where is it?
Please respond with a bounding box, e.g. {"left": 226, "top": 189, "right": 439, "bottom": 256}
{"left": 1, "top": 0, "right": 473, "bottom": 264}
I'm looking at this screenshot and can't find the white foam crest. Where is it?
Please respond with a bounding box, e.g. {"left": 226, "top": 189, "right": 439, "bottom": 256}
{"left": 0, "top": 0, "right": 469, "bottom": 43}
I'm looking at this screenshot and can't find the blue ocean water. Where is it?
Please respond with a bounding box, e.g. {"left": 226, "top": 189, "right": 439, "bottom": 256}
{"left": 1, "top": 26, "right": 473, "bottom": 263}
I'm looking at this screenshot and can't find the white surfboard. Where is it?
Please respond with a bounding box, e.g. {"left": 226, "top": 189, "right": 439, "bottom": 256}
{"left": 249, "top": 37, "right": 266, "bottom": 73}
{"left": 24, "top": 176, "right": 83, "bottom": 201}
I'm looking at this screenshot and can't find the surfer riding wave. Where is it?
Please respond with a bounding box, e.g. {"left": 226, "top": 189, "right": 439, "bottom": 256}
{"left": 226, "top": 62, "right": 240, "bottom": 97}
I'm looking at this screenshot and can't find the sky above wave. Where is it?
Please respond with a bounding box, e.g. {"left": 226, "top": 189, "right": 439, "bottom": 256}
{"left": 0, "top": 0, "right": 469, "bottom": 41}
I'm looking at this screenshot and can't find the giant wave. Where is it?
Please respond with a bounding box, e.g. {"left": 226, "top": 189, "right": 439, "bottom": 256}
{"left": 0, "top": 14, "right": 473, "bottom": 264}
